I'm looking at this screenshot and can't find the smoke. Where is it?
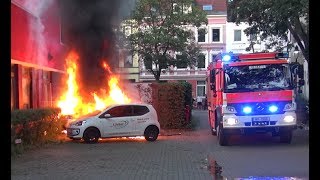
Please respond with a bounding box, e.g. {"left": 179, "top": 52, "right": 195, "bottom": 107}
{"left": 21, "top": 0, "right": 53, "bottom": 66}
{"left": 22, "top": 0, "right": 53, "bottom": 17}
{"left": 58, "top": 0, "right": 137, "bottom": 96}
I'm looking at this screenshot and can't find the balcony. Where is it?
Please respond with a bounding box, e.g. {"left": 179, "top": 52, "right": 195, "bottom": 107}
{"left": 140, "top": 68, "right": 206, "bottom": 81}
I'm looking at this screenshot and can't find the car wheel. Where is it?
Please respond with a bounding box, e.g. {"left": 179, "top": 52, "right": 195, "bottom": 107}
{"left": 144, "top": 126, "right": 159, "bottom": 141}
{"left": 279, "top": 130, "right": 292, "bottom": 143}
{"left": 83, "top": 127, "right": 100, "bottom": 144}
{"left": 217, "top": 125, "right": 228, "bottom": 146}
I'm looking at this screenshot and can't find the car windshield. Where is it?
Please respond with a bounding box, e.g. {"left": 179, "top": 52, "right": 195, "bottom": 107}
{"left": 224, "top": 64, "right": 293, "bottom": 93}
{"left": 78, "top": 110, "right": 102, "bottom": 119}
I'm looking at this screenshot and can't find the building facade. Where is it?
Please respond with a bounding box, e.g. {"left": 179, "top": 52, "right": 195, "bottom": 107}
{"left": 110, "top": 0, "right": 309, "bottom": 105}
{"left": 225, "top": 22, "right": 266, "bottom": 54}
{"left": 11, "top": 0, "right": 67, "bottom": 110}
{"left": 117, "top": 0, "right": 228, "bottom": 102}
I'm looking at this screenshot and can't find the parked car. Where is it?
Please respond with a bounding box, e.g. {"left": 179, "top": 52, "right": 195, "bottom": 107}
{"left": 66, "top": 103, "right": 160, "bottom": 143}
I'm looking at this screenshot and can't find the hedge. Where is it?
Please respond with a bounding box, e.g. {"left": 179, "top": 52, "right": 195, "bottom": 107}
{"left": 11, "top": 108, "right": 67, "bottom": 156}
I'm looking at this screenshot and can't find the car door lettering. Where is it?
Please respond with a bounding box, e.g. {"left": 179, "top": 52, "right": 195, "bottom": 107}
{"left": 137, "top": 118, "right": 149, "bottom": 123}
{"left": 112, "top": 120, "right": 129, "bottom": 129}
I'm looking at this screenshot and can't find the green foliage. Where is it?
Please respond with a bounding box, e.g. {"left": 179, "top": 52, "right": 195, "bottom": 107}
{"left": 179, "top": 81, "right": 193, "bottom": 107}
{"left": 11, "top": 108, "right": 66, "bottom": 156}
{"left": 128, "top": 0, "right": 208, "bottom": 81}
{"left": 151, "top": 82, "right": 189, "bottom": 129}
{"left": 228, "top": 0, "right": 309, "bottom": 62}
{"left": 11, "top": 108, "right": 61, "bottom": 125}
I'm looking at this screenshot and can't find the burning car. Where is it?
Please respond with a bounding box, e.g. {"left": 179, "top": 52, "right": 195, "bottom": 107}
{"left": 66, "top": 103, "right": 160, "bottom": 143}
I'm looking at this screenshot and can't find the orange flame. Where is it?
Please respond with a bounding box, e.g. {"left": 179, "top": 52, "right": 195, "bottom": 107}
{"left": 57, "top": 51, "right": 131, "bottom": 118}
{"left": 102, "top": 61, "right": 112, "bottom": 74}
{"left": 108, "top": 77, "right": 131, "bottom": 104}
{"left": 93, "top": 93, "right": 106, "bottom": 111}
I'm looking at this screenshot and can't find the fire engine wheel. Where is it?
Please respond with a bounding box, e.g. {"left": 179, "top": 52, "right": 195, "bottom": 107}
{"left": 83, "top": 127, "right": 100, "bottom": 144}
{"left": 217, "top": 125, "right": 229, "bottom": 146}
{"left": 144, "top": 126, "right": 159, "bottom": 141}
{"left": 279, "top": 130, "right": 292, "bottom": 143}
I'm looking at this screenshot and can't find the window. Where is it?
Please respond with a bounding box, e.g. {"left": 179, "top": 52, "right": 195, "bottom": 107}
{"left": 212, "top": 54, "right": 217, "bottom": 62}
{"left": 42, "top": 70, "right": 52, "bottom": 107}
{"left": 174, "top": 3, "right": 192, "bottom": 14}
{"left": 197, "top": 81, "right": 206, "bottom": 97}
{"left": 197, "top": 54, "right": 205, "bottom": 68}
{"left": 212, "top": 29, "right": 220, "bottom": 42}
{"left": 107, "top": 105, "right": 132, "bottom": 117}
{"left": 125, "top": 53, "right": 133, "bottom": 68}
{"left": 224, "top": 64, "right": 292, "bottom": 93}
{"left": 133, "top": 105, "right": 149, "bottom": 116}
{"left": 21, "top": 67, "right": 32, "bottom": 109}
{"left": 198, "top": 28, "right": 206, "bottom": 42}
{"left": 176, "top": 54, "right": 188, "bottom": 68}
{"left": 182, "top": 4, "right": 192, "bottom": 14}
{"left": 234, "top": 30, "right": 241, "bottom": 41}
{"left": 203, "top": 5, "right": 213, "bottom": 11}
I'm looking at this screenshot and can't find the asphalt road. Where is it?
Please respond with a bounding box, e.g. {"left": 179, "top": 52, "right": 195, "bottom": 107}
{"left": 11, "top": 110, "right": 309, "bottom": 180}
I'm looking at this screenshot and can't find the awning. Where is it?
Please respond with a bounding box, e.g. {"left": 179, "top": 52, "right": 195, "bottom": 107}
{"left": 11, "top": 59, "right": 66, "bottom": 74}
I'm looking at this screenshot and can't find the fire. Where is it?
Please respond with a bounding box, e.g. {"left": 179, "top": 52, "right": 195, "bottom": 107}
{"left": 93, "top": 93, "right": 106, "bottom": 111}
{"left": 57, "top": 51, "right": 131, "bottom": 118}
{"left": 57, "top": 51, "right": 81, "bottom": 116}
{"left": 108, "top": 77, "right": 130, "bottom": 104}
{"left": 102, "top": 61, "right": 112, "bottom": 74}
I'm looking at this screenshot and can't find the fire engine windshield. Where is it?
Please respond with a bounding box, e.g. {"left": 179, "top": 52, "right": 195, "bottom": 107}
{"left": 224, "top": 64, "right": 293, "bottom": 93}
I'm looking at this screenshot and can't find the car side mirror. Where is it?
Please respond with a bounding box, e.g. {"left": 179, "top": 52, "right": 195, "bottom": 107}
{"left": 104, "top": 114, "right": 111, "bottom": 118}
{"left": 210, "top": 83, "right": 215, "bottom": 90}
{"left": 298, "top": 79, "right": 305, "bottom": 86}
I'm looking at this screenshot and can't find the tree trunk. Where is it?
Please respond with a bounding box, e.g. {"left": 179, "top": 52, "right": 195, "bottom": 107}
{"left": 287, "top": 22, "right": 309, "bottom": 63}
{"left": 154, "top": 69, "right": 161, "bottom": 82}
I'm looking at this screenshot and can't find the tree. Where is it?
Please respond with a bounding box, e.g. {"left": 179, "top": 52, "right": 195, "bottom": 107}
{"left": 228, "top": 0, "right": 309, "bottom": 62}
{"left": 127, "top": 0, "right": 208, "bottom": 82}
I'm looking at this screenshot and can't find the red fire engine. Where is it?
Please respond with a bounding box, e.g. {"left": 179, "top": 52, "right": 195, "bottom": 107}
{"left": 206, "top": 52, "right": 304, "bottom": 146}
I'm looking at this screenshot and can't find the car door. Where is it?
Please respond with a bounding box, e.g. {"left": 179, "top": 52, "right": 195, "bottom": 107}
{"left": 132, "top": 105, "right": 151, "bottom": 135}
{"left": 100, "top": 105, "right": 134, "bottom": 137}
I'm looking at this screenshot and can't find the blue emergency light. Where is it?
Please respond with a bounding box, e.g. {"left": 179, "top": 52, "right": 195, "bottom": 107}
{"left": 268, "top": 105, "right": 278, "bottom": 113}
{"left": 222, "top": 54, "right": 231, "bottom": 61}
{"left": 219, "top": 52, "right": 239, "bottom": 62}
{"left": 243, "top": 106, "right": 252, "bottom": 114}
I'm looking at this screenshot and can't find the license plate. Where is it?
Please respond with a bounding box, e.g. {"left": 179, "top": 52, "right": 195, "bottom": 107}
{"left": 252, "top": 117, "right": 270, "bottom": 126}
{"left": 252, "top": 117, "right": 270, "bottom": 121}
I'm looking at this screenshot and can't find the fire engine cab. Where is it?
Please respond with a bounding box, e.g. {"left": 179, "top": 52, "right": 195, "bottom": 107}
{"left": 207, "top": 52, "right": 302, "bottom": 146}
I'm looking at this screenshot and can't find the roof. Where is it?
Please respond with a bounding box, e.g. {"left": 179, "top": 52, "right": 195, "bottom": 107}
{"left": 195, "top": 0, "right": 227, "bottom": 14}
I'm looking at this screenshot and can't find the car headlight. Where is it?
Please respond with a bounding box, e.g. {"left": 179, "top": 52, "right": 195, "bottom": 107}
{"left": 225, "top": 117, "right": 238, "bottom": 125}
{"left": 74, "top": 120, "right": 87, "bottom": 126}
{"left": 283, "top": 115, "right": 295, "bottom": 123}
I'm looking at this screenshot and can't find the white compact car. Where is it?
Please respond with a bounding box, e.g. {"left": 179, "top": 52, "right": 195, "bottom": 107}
{"left": 66, "top": 103, "right": 160, "bottom": 143}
